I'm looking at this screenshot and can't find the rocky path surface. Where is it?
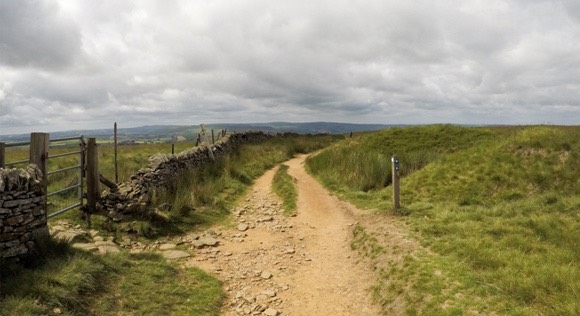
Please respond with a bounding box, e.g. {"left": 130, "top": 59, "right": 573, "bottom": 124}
{"left": 189, "top": 155, "right": 380, "bottom": 315}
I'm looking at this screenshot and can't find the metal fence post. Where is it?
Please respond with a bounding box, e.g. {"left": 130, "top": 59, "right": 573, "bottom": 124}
{"left": 86, "top": 138, "right": 100, "bottom": 215}
{"left": 79, "top": 137, "right": 86, "bottom": 210}
{"left": 114, "top": 122, "right": 118, "bottom": 183}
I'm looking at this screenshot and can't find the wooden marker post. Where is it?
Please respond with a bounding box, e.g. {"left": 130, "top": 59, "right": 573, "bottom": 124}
{"left": 391, "top": 155, "right": 400, "bottom": 209}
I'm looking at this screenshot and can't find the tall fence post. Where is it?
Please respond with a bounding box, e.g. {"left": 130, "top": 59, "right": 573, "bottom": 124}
{"left": 86, "top": 138, "right": 100, "bottom": 216}
{"left": 30, "top": 133, "right": 49, "bottom": 184}
{"left": 391, "top": 155, "right": 400, "bottom": 209}
{"left": 30, "top": 133, "right": 49, "bottom": 213}
{"left": 0, "top": 141, "right": 5, "bottom": 168}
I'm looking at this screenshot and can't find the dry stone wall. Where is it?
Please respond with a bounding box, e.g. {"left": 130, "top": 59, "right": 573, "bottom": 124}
{"left": 101, "top": 132, "right": 272, "bottom": 218}
{"left": 0, "top": 164, "right": 48, "bottom": 259}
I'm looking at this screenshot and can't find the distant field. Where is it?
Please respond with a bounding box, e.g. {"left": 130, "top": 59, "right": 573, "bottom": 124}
{"left": 307, "top": 125, "right": 579, "bottom": 315}
{"left": 2, "top": 140, "right": 196, "bottom": 216}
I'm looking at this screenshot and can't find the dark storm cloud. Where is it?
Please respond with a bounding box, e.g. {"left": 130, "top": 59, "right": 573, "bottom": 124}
{"left": 1, "top": 0, "right": 579, "bottom": 134}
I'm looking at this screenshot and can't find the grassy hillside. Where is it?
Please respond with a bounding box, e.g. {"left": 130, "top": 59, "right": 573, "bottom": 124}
{"left": 307, "top": 125, "right": 579, "bottom": 315}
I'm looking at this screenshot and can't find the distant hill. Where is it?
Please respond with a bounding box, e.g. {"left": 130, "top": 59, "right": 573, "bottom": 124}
{"left": 0, "top": 122, "right": 398, "bottom": 143}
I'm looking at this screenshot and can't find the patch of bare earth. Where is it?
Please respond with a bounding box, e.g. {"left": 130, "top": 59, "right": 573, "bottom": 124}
{"left": 186, "top": 154, "right": 419, "bottom": 315}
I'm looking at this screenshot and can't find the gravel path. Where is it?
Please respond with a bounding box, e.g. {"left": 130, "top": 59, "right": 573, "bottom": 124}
{"left": 188, "top": 154, "right": 380, "bottom": 315}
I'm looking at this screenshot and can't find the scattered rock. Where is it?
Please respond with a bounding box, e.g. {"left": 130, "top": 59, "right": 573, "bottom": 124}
{"left": 193, "top": 235, "right": 219, "bottom": 248}
{"left": 263, "top": 308, "right": 279, "bottom": 316}
{"left": 159, "top": 243, "right": 177, "bottom": 250}
{"left": 53, "top": 230, "right": 90, "bottom": 243}
{"left": 257, "top": 216, "right": 274, "bottom": 222}
{"left": 98, "top": 244, "right": 121, "bottom": 254}
{"left": 237, "top": 223, "right": 249, "bottom": 231}
{"left": 260, "top": 271, "right": 273, "bottom": 279}
{"left": 71, "top": 243, "right": 99, "bottom": 253}
{"left": 162, "top": 250, "right": 191, "bottom": 260}
{"left": 262, "top": 290, "right": 276, "bottom": 297}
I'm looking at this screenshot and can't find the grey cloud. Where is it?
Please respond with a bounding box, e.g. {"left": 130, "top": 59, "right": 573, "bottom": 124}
{"left": 0, "top": 0, "right": 82, "bottom": 70}
{"left": 1, "top": 0, "right": 579, "bottom": 135}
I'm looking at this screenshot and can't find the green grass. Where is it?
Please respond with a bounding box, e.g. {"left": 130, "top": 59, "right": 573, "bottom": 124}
{"left": 0, "top": 237, "right": 223, "bottom": 316}
{"left": 272, "top": 164, "right": 298, "bottom": 215}
{"left": 89, "top": 253, "right": 223, "bottom": 315}
{"left": 307, "top": 125, "right": 580, "bottom": 315}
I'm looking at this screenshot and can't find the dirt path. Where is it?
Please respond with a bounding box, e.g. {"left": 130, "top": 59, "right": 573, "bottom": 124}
{"left": 187, "top": 155, "right": 380, "bottom": 315}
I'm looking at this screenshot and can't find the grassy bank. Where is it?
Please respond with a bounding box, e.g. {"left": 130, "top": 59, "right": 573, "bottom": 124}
{"left": 307, "top": 125, "right": 579, "bottom": 315}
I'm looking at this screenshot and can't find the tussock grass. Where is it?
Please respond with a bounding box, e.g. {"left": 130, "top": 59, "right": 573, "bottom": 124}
{"left": 307, "top": 125, "right": 580, "bottom": 315}
{"left": 272, "top": 164, "right": 298, "bottom": 215}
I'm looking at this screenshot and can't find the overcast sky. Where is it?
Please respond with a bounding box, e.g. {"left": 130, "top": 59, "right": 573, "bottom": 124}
{"left": 1, "top": 0, "right": 579, "bottom": 134}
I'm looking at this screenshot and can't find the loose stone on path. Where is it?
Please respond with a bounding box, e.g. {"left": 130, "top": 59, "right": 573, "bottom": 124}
{"left": 237, "top": 223, "right": 249, "bottom": 231}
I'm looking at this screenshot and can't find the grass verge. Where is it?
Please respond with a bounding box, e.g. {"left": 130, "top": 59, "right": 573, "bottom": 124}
{"left": 272, "top": 164, "right": 298, "bottom": 215}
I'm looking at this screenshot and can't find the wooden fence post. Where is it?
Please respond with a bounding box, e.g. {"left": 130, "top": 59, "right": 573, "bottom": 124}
{"left": 171, "top": 143, "right": 175, "bottom": 155}
{"left": 211, "top": 129, "right": 215, "bottom": 144}
{"left": 30, "top": 133, "right": 49, "bottom": 214}
{"left": 0, "top": 142, "right": 5, "bottom": 168}
{"left": 391, "top": 155, "right": 400, "bottom": 209}
{"left": 86, "top": 138, "right": 100, "bottom": 215}
{"left": 30, "top": 132, "right": 49, "bottom": 187}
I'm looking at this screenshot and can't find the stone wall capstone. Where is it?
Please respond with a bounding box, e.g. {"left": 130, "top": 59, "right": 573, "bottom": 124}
{"left": 101, "top": 132, "right": 272, "bottom": 218}
{"left": 0, "top": 164, "right": 48, "bottom": 258}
